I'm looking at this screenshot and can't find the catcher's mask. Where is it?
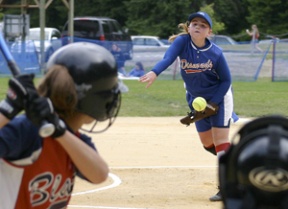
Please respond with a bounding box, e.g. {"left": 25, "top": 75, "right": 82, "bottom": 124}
{"left": 219, "top": 115, "right": 288, "bottom": 209}
{"left": 46, "top": 42, "right": 121, "bottom": 133}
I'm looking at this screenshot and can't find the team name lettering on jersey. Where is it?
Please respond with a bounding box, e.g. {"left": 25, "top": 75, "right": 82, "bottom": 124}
{"left": 29, "top": 171, "right": 74, "bottom": 207}
{"left": 181, "top": 59, "right": 213, "bottom": 73}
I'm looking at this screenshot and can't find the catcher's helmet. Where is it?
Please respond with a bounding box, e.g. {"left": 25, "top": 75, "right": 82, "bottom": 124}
{"left": 46, "top": 42, "right": 121, "bottom": 132}
{"left": 219, "top": 115, "right": 288, "bottom": 209}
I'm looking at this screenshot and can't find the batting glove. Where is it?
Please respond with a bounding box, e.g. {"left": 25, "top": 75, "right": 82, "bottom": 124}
{"left": 25, "top": 92, "right": 66, "bottom": 138}
{"left": 0, "top": 74, "right": 35, "bottom": 119}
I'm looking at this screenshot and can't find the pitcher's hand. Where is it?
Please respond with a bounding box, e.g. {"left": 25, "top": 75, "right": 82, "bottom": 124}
{"left": 139, "top": 71, "right": 157, "bottom": 88}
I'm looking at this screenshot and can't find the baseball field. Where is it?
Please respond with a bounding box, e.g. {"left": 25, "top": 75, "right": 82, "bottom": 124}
{"left": 0, "top": 77, "right": 287, "bottom": 208}
{"left": 65, "top": 78, "right": 287, "bottom": 208}
{"left": 67, "top": 117, "right": 250, "bottom": 209}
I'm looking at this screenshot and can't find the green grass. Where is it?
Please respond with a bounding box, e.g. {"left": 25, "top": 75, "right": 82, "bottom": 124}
{"left": 119, "top": 79, "right": 288, "bottom": 117}
{"left": 232, "top": 79, "right": 288, "bottom": 117}
{"left": 119, "top": 79, "right": 187, "bottom": 116}
{"left": 0, "top": 77, "right": 287, "bottom": 117}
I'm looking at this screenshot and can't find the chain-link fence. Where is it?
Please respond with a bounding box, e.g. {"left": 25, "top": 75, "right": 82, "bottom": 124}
{"left": 1, "top": 39, "right": 287, "bottom": 82}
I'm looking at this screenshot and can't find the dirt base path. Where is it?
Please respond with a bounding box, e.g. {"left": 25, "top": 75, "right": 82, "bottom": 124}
{"left": 68, "top": 117, "right": 250, "bottom": 209}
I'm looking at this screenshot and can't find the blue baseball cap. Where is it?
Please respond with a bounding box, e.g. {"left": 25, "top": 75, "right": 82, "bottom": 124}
{"left": 188, "top": 11, "right": 212, "bottom": 28}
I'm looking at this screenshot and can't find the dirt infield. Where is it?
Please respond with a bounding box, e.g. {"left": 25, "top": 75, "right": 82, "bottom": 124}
{"left": 68, "top": 117, "right": 250, "bottom": 209}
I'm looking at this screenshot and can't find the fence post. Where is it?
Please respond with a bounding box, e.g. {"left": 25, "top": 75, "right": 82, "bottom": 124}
{"left": 271, "top": 37, "right": 277, "bottom": 82}
{"left": 253, "top": 42, "right": 272, "bottom": 81}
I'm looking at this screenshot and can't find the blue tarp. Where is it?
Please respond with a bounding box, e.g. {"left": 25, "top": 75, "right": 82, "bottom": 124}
{"left": 0, "top": 41, "right": 41, "bottom": 75}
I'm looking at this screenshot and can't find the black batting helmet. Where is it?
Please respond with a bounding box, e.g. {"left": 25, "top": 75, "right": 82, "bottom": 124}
{"left": 46, "top": 42, "right": 121, "bottom": 132}
{"left": 219, "top": 115, "right": 288, "bottom": 209}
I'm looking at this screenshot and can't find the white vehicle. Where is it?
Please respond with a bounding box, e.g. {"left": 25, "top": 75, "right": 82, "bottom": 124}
{"left": 27, "top": 27, "right": 62, "bottom": 62}
{"left": 208, "top": 35, "right": 238, "bottom": 45}
{"left": 131, "top": 35, "right": 170, "bottom": 50}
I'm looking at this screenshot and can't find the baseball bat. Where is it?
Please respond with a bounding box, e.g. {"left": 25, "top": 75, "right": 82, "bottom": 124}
{"left": 0, "top": 33, "right": 55, "bottom": 138}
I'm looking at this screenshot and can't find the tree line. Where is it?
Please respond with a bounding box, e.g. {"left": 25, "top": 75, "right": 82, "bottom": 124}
{"left": 2, "top": 0, "right": 288, "bottom": 41}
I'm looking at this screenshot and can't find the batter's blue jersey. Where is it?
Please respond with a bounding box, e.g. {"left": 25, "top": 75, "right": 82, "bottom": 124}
{"left": 152, "top": 34, "right": 231, "bottom": 105}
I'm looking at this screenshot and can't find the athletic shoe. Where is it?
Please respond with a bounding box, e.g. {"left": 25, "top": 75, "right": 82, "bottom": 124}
{"left": 209, "top": 190, "right": 222, "bottom": 201}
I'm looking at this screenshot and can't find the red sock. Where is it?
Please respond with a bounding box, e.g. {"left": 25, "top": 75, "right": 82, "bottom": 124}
{"left": 215, "top": 143, "right": 230, "bottom": 153}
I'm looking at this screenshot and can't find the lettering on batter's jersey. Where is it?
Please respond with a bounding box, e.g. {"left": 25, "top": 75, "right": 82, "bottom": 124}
{"left": 181, "top": 59, "right": 213, "bottom": 74}
{"left": 29, "top": 172, "right": 74, "bottom": 207}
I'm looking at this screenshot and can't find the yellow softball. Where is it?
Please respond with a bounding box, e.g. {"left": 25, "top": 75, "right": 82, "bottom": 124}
{"left": 192, "top": 97, "right": 207, "bottom": 111}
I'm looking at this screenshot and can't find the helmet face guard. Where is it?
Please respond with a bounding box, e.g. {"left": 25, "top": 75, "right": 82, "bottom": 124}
{"left": 47, "top": 42, "right": 121, "bottom": 133}
{"left": 79, "top": 80, "right": 122, "bottom": 133}
{"left": 76, "top": 77, "right": 121, "bottom": 121}
{"left": 219, "top": 115, "right": 288, "bottom": 209}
